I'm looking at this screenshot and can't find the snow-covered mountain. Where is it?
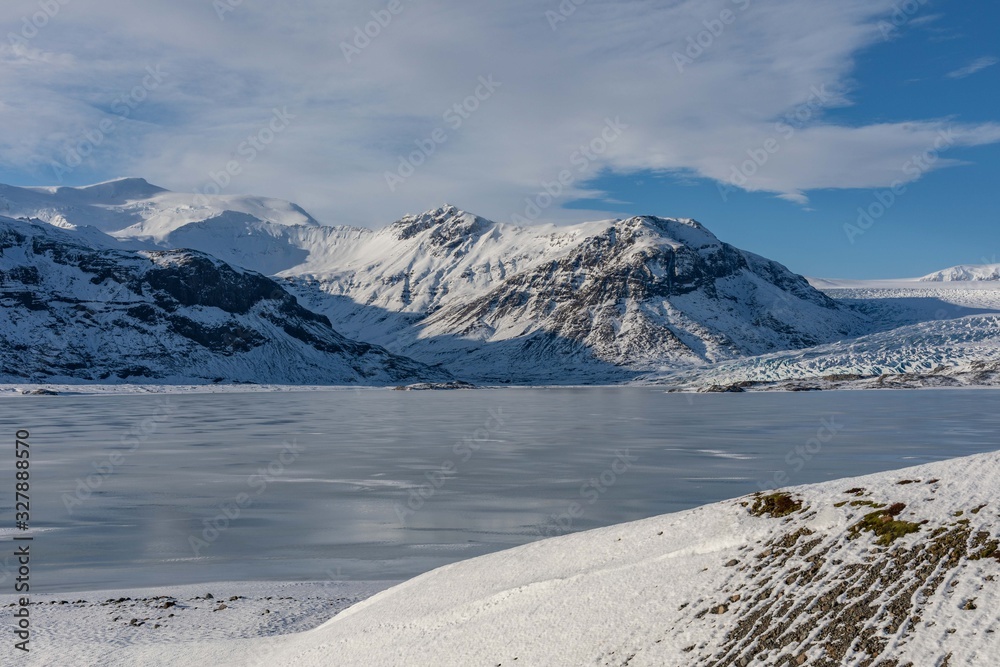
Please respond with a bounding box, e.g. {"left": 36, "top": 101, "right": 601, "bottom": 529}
{"left": 0, "top": 180, "right": 871, "bottom": 384}
{"left": 281, "top": 207, "right": 868, "bottom": 382}
{"left": 14, "top": 178, "right": 1000, "bottom": 387}
{"left": 0, "top": 177, "right": 317, "bottom": 238}
{"left": 0, "top": 216, "right": 446, "bottom": 385}
{"left": 921, "top": 263, "right": 1000, "bottom": 282}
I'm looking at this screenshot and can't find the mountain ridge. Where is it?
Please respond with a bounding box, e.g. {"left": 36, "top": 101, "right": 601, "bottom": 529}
{"left": 3, "top": 178, "right": 997, "bottom": 386}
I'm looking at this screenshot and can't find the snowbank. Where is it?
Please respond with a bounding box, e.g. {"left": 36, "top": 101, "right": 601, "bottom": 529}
{"left": 78, "top": 451, "right": 1000, "bottom": 665}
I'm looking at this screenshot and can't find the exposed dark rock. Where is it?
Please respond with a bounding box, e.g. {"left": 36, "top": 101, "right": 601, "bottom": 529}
{"left": 0, "top": 218, "right": 448, "bottom": 385}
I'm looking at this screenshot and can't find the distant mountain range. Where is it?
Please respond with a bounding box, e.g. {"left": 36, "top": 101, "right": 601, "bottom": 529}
{"left": 920, "top": 264, "right": 1000, "bottom": 282}
{"left": 0, "top": 178, "right": 997, "bottom": 386}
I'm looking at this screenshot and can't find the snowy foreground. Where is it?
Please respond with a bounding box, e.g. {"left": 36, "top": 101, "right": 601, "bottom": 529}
{"left": 10, "top": 451, "right": 1000, "bottom": 666}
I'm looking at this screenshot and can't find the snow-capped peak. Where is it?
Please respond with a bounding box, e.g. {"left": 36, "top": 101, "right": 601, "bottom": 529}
{"left": 390, "top": 205, "right": 494, "bottom": 243}
{"left": 610, "top": 216, "right": 720, "bottom": 250}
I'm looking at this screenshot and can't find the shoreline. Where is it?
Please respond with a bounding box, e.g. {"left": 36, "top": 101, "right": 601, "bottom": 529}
{"left": 3, "top": 381, "right": 1000, "bottom": 397}
{"left": 0, "top": 580, "right": 394, "bottom": 665}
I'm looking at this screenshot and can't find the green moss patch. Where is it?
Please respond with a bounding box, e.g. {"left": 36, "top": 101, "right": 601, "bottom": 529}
{"left": 849, "top": 502, "right": 920, "bottom": 546}
{"left": 750, "top": 492, "right": 803, "bottom": 518}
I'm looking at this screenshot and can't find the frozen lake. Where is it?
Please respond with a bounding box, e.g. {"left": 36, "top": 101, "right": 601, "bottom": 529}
{"left": 1, "top": 388, "right": 998, "bottom": 593}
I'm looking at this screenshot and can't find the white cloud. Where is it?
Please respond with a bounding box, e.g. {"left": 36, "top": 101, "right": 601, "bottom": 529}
{"left": 947, "top": 56, "right": 999, "bottom": 79}
{"left": 0, "top": 0, "right": 998, "bottom": 225}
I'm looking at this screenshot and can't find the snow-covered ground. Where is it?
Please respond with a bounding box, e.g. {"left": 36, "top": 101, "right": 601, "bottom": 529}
{"left": 10, "top": 450, "right": 999, "bottom": 665}
{"left": 0, "top": 581, "right": 390, "bottom": 667}
{"left": 0, "top": 384, "right": 392, "bottom": 397}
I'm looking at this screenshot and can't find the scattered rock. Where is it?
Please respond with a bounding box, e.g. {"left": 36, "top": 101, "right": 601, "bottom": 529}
{"left": 702, "top": 383, "right": 747, "bottom": 393}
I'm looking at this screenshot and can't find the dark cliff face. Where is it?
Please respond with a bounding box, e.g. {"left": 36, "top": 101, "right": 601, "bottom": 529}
{"left": 0, "top": 218, "right": 446, "bottom": 384}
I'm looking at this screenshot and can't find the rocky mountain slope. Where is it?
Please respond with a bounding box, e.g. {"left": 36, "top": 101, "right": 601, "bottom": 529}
{"left": 415, "top": 211, "right": 861, "bottom": 379}
{"left": 0, "top": 216, "right": 445, "bottom": 384}
{"left": 282, "top": 207, "right": 868, "bottom": 382}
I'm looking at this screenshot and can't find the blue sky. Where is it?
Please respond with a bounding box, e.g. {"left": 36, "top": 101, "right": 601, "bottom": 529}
{"left": 571, "top": 2, "right": 1000, "bottom": 278}
{"left": 0, "top": 0, "right": 997, "bottom": 278}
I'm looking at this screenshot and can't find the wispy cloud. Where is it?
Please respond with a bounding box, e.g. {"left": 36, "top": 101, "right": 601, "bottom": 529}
{"left": 0, "top": 1, "right": 998, "bottom": 224}
{"left": 947, "top": 56, "right": 999, "bottom": 79}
